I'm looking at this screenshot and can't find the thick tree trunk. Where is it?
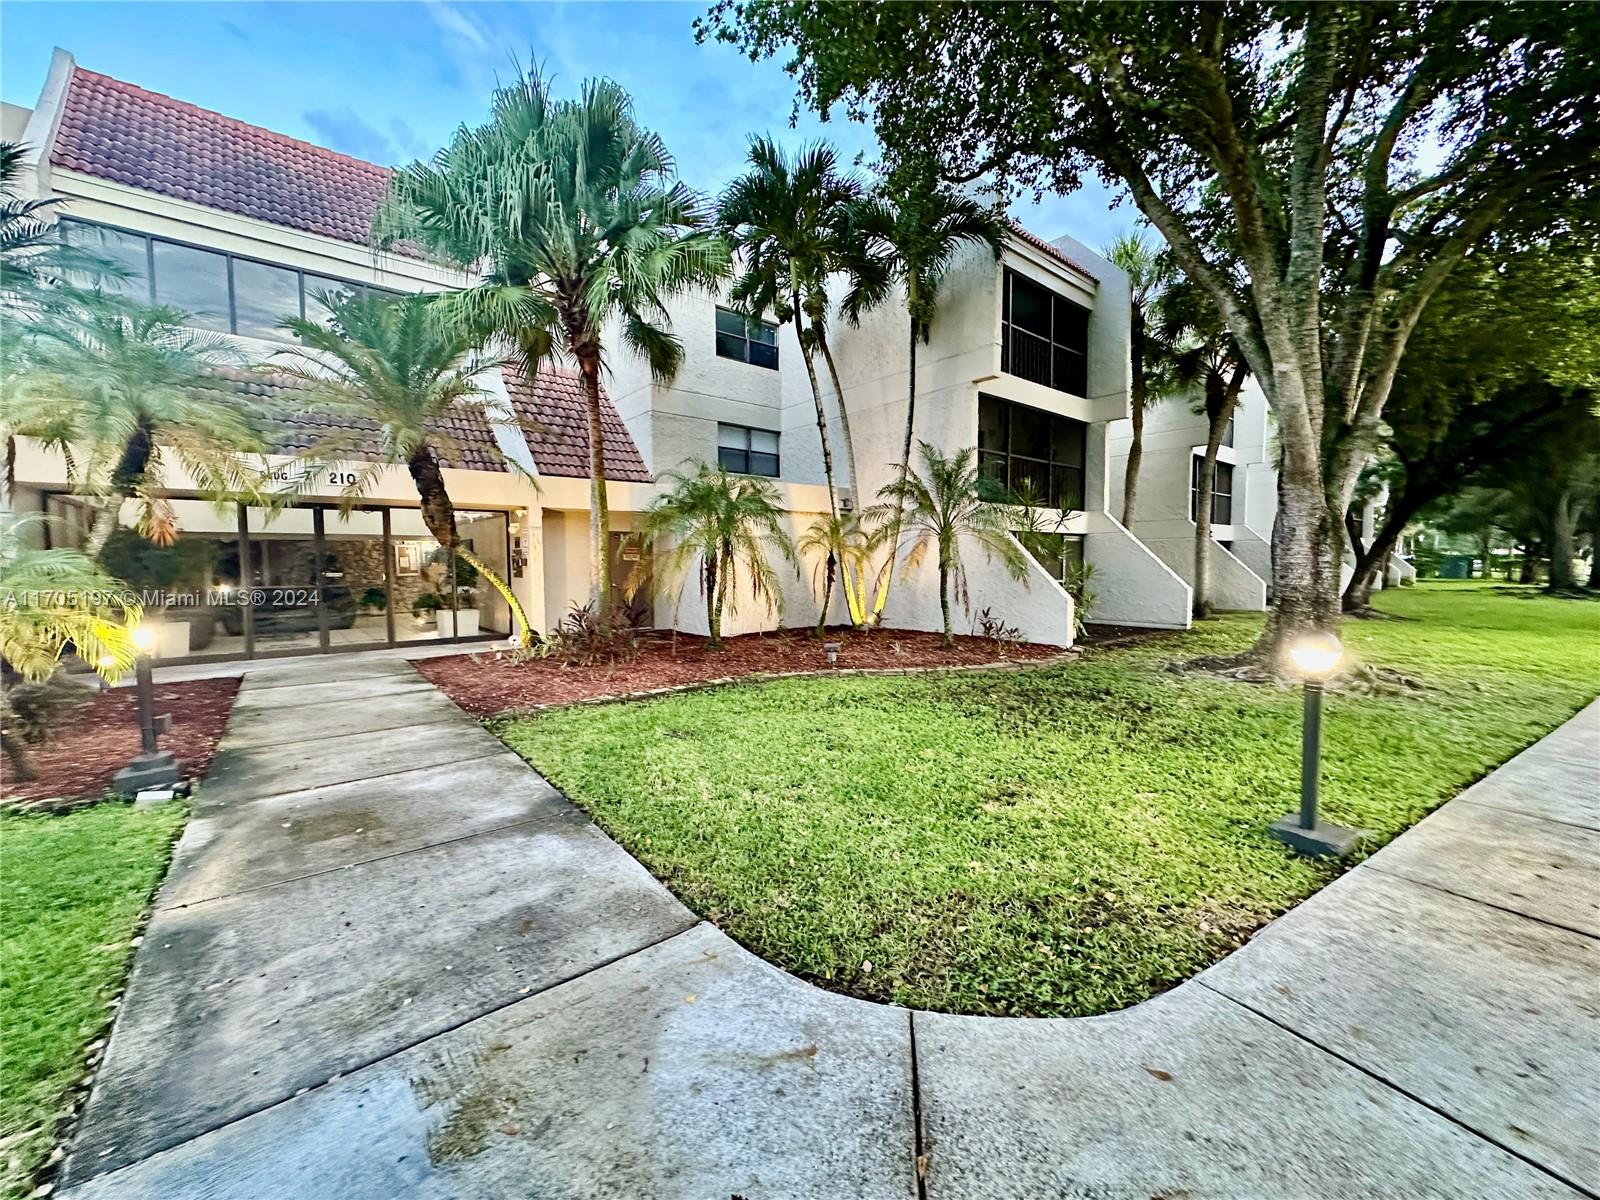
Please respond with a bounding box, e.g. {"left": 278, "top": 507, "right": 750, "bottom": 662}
{"left": 1122, "top": 399, "right": 1145, "bottom": 528}
{"left": 577, "top": 348, "right": 612, "bottom": 626}
{"left": 1255, "top": 463, "right": 1341, "bottom": 662}
{"left": 1549, "top": 489, "right": 1576, "bottom": 590}
{"left": 84, "top": 498, "right": 124, "bottom": 559}
{"left": 1518, "top": 546, "right": 1538, "bottom": 584}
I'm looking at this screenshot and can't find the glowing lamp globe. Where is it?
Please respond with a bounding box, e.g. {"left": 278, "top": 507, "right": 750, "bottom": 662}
{"left": 130, "top": 624, "right": 157, "bottom": 655}
{"left": 1288, "top": 631, "right": 1343, "bottom": 679}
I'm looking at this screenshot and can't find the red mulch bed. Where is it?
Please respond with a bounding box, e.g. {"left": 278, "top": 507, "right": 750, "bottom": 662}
{"left": 413, "top": 627, "right": 1067, "bottom": 717}
{"left": 2, "top": 677, "right": 242, "bottom": 810}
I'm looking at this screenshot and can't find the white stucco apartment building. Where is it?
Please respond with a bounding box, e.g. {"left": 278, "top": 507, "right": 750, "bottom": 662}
{"left": 6, "top": 50, "right": 1195, "bottom": 665}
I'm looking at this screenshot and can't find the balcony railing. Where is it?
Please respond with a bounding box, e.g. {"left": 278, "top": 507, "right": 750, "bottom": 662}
{"left": 1003, "top": 325, "right": 1088, "bottom": 397}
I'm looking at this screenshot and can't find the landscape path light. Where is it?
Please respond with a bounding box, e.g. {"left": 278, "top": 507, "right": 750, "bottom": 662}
{"left": 112, "top": 622, "right": 184, "bottom": 799}
{"left": 1269, "top": 631, "right": 1366, "bottom": 858}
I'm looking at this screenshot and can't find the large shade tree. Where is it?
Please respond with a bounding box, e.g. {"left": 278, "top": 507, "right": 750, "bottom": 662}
{"left": 275, "top": 291, "right": 534, "bottom": 641}
{"left": 1345, "top": 239, "right": 1600, "bottom": 608}
{"left": 703, "top": 1, "right": 1600, "bottom": 661}
{"left": 376, "top": 71, "right": 727, "bottom": 624}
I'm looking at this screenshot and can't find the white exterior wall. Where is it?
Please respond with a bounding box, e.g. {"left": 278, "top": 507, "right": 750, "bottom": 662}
{"left": 1106, "top": 378, "right": 1277, "bottom": 611}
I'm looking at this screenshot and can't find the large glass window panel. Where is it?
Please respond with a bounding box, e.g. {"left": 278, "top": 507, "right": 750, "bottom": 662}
{"left": 232, "top": 258, "right": 302, "bottom": 340}
{"left": 978, "top": 397, "right": 1007, "bottom": 452}
{"left": 1009, "top": 274, "right": 1051, "bottom": 337}
{"left": 389, "top": 508, "right": 451, "bottom": 643}
{"left": 61, "top": 221, "right": 150, "bottom": 299}
{"left": 321, "top": 509, "right": 390, "bottom": 648}
{"left": 1010, "top": 405, "right": 1051, "bottom": 460}
{"left": 303, "top": 275, "right": 364, "bottom": 327}
{"left": 151, "top": 241, "right": 231, "bottom": 331}
{"left": 454, "top": 510, "right": 511, "bottom": 638}
{"left": 242, "top": 506, "right": 323, "bottom": 654}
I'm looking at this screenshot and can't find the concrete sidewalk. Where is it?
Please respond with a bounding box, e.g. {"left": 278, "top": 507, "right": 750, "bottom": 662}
{"left": 61, "top": 654, "right": 1599, "bottom": 1199}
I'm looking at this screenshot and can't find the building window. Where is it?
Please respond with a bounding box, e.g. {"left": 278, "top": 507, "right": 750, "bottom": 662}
{"left": 1221, "top": 411, "right": 1236, "bottom": 448}
{"left": 1001, "top": 268, "right": 1089, "bottom": 397}
{"left": 717, "top": 424, "right": 780, "bottom": 477}
{"left": 1018, "top": 530, "right": 1086, "bottom": 584}
{"left": 714, "top": 307, "right": 779, "bottom": 369}
{"left": 1190, "top": 456, "right": 1234, "bottom": 524}
{"left": 59, "top": 219, "right": 397, "bottom": 341}
{"left": 977, "top": 393, "right": 1087, "bottom": 510}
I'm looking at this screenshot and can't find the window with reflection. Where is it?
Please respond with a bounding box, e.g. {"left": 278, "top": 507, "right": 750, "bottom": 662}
{"left": 232, "top": 258, "right": 302, "bottom": 339}
{"left": 60, "top": 219, "right": 150, "bottom": 299}
{"left": 717, "top": 424, "right": 780, "bottom": 476}
{"left": 977, "top": 394, "right": 1086, "bottom": 510}
{"left": 151, "top": 241, "right": 231, "bottom": 332}
{"left": 714, "top": 307, "right": 779, "bottom": 369}
{"left": 1190, "top": 456, "right": 1234, "bottom": 524}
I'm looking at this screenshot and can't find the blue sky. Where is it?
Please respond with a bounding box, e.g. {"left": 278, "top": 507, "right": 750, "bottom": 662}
{"left": 3, "top": 1, "right": 1137, "bottom": 249}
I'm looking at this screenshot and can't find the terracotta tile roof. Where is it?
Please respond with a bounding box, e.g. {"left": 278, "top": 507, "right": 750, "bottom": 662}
{"left": 501, "top": 367, "right": 653, "bottom": 483}
{"left": 219, "top": 370, "right": 508, "bottom": 472}
{"left": 1009, "top": 223, "right": 1100, "bottom": 282}
{"left": 50, "top": 66, "right": 393, "bottom": 247}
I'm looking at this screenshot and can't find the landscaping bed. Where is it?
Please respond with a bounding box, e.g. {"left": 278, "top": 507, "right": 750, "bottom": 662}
{"left": 414, "top": 627, "right": 1064, "bottom": 717}
{"left": 1, "top": 678, "right": 241, "bottom": 810}
{"left": 495, "top": 584, "right": 1599, "bottom": 1019}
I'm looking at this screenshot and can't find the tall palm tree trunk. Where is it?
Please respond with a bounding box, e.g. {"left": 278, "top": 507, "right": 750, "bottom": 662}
{"left": 1122, "top": 398, "right": 1145, "bottom": 527}
{"left": 810, "top": 321, "right": 867, "bottom": 626}
{"left": 873, "top": 319, "right": 919, "bottom": 620}
{"left": 407, "top": 445, "right": 532, "bottom": 641}
{"left": 577, "top": 347, "right": 613, "bottom": 626}
{"left": 816, "top": 556, "right": 835, "bottom": 637}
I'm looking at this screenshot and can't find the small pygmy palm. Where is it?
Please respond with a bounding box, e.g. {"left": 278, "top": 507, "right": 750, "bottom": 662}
{"left": 642, "top": 462, "right": 798, "bottom": 650}
{"left": 867, "top": 442, "right": 1027, "bottom": 646}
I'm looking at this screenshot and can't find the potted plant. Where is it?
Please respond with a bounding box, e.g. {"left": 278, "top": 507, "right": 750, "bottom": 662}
{"left": 434, "top": 554, "right": 481, "bottom": 638}
{"left": 410, "top": 591, "right": 445, "bottom": 628}
{"left": 358, "top": 585, "right": 388, "bottom": 614}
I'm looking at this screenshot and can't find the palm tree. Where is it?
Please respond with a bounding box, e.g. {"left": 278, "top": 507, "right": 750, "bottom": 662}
{"left": 867, "top": 442, "right": 1027, "bottom": 646}
{"left": 796, "top": 509, "right": 871, "bottom": 637}
{"left": 718, "top": 138, "right": 867, "bottom": 620}
{"left": 842, "top": 162, "right": 1008, "bottom": 618}
{"left": 1, "top": 514, "right": 141, "bottom": 780}
{"left": 7, "top": 290, "right": 263, "bottom": 555}
{"left": 375, "top": 71, "right": 727, "bottom": 627}
{"left": 1158, "top": 279, "right": 1251, "bottom": 619}
{"left": 1103, "top": 232, "right": 1172, "bottom": 529}
{"left": 274, "top": 291, "right": 534, "bottom": 642}
{"left": 640, "top": 462, "right": 798, "bottom": 650}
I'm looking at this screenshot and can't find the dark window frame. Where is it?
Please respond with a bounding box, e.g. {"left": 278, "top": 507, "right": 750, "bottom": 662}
{"left": 1000, "top": 268, "right": 1090, "bottom": 397}
{"left": 714, "top": 306, "right": 780, "bottom": 370}
{"left": 58, "top": 217, "right": 400, "bottom": 341}
{"left": 977, "top": 393, "right": 1087, "bottom": 511}
{"left": 1190, "top": 455, "right": 1235, "bottom": 525}
{"left": 716, "top": 422, "right": 780, "bottom": 477}
{"left": 1018, "top": 530, "right": 1087, "bottom": 585}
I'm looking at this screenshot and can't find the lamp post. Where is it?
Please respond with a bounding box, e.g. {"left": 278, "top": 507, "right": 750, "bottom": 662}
{"left": 112, "top": 624, "right": 184, "bottom": 799}
{"left": 1269, "top": 631, "right": 1366, "bottom": 858}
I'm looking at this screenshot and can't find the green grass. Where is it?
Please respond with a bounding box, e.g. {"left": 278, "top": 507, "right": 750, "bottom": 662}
{"left": 498, "top": 584, "right": 1599, "bottom": 1018}
{"left": 0, "top": 802, "right": 186, "bottom": 1198}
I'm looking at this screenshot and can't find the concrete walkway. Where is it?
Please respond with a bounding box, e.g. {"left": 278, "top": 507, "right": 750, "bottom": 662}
{"left": 60, "top": 654, "right": 1599, "bottom": 1199}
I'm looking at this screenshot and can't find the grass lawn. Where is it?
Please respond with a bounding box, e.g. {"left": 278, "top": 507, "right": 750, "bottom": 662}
{"left": 0, "top": 802, "right": 186, "bottom": 1198}
{"left": 498, "top": 583, "right": 1599, "bottom": 1018}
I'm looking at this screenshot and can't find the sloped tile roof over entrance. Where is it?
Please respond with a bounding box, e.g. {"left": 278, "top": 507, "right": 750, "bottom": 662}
{"left": 219, "top": 370, "right": 508, "bottom": 472}
{"left": 501, "top": 368, "right": 652, "bottom": 483}
{"left": 50, "top": 67, "right": 393, "bottom": 247}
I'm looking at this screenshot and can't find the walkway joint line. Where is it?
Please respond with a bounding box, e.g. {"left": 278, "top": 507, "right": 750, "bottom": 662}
{"left": 1196, "top": 981, "right": 1600, "bottom": 1200}
{"left": 1357, "top": 861, "right": 1599, "bottom": 942}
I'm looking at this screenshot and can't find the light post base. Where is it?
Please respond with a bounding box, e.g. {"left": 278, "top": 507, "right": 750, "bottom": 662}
{"left": 1269, "top": 815, "right": 1366, "bottom": 858}
{"left": 113, "top": 752, "right": 183, "bottom": 798}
